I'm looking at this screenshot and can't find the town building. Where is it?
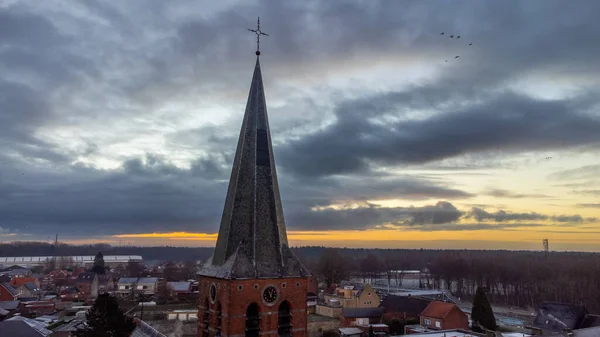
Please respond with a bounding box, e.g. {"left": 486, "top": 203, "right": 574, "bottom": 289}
{"left": 75, "top": 272, "right": 99, "bottom": 297}
{"left": 380, "top": 295, "right": 431, "bottom": 323}
{"left": 0, "top": 282, "right": 20, "bottom": 301}
{"left": 197, "top": 27, "right": 311, "bottom": 337}
{"left": 324, "top": 283, "right": 380, "bottom": 309}
{"left": 407, "top": 301, "right": 468, "bottom": 333}
{"left": 340, "top": 307, "right": 384, "bottom": 327}
{"left": 116, "top": 277, "right": 158, "bottom": 298}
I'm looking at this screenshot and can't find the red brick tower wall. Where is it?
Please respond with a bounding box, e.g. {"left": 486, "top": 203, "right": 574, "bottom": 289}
{"left": 199, "top": 277, "right": 308, "bottom": 337}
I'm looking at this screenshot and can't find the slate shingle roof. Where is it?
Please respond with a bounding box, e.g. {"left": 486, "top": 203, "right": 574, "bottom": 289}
{"left": 198, "top": 56, "right": 310, "bottom": 280}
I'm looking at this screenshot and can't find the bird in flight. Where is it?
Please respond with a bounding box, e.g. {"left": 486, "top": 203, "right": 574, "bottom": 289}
{"left": 449, "top": 35, "right": 454, "bottom": 38}
{"left": 469, "top": 43, "right": 473, "bottom": 46}
{"left": 441, "top": 32, "right": 444, "bottom": 35}
{"left": 457, "top": 35, "right": 461, "bottom": 39}
{"left": 455, "top": 55, "right": 460, "bottom": 58}
{"left": 545, "top": 157, "right": 552, "bottom": 160}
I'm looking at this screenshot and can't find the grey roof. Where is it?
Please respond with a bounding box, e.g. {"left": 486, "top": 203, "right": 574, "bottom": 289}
{"left": 129, "top": 318, "right": 167, "bottom": 337}
{"left": 118, "top": 277, "right": 139, "bottom": 284}
{"left": 1, "top": 282, "right": 19, "bottom": 296}
{"left": 533, "top": 302, "right": 588, "bottom": 332}
{"left": 342, "top": 307, "right": 384, "bottom": 318}
{"left": 136, "top": 277, "right": 157, "bottom": 284}
{"left": 0, "top": 300, "right": 20, "bottom": 310}
{"left": 166, "top": 282, "right": 191, "bottom": 292}
{"left": 0, "top": 316, "right": 52, "bottom": 336}
{"left": 380, "top": 295, "right": 431, "bottom": 315}
{"left": 199, "top": 56, "right": 310, "bottom": 280}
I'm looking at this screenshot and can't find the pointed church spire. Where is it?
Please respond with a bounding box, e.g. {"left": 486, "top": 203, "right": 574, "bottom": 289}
{"left": 199, "top": 22, "right": 309, "bottom": 279}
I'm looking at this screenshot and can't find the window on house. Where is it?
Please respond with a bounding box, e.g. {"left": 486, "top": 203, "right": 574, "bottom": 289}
{"left": 424, "top": 319, "right": 431, "bottom": 326}
{"left": 435, "top": 321, "right": 441, "bottom": 328}
{"left": 143, "top": 286, "right": 148, "bottom": 289}
{"left": 238, "top": 285, "right": 244, "bottom": 291}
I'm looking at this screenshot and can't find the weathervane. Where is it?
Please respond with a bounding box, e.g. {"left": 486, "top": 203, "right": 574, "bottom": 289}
{"left": 247, "top": 17, "right": 268, "bottom": 55}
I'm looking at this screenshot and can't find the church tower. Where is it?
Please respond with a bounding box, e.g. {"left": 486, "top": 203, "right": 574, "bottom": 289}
{"left": 198, "top": 19, "right": 311, "bottom": 337}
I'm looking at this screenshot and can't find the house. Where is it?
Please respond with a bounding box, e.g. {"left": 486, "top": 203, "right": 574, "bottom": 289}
{"left": 18, "top": 299, "right": 56, "bottom": 317}
{"left": 381, "top": 295, "right": 431, "bottom": 323}
{"left": 76, "top": 272, "right": 99, "bottom": 297}
{"left": 98, "top": 274, "right": 115, "bottom": 294}
{"left": 0, "top": 282, "right": 20, "bottom": 301}
{"left": 136, "top": 277, "right": 158, "bottom": 295}
{"left": 42, "top": 270, "right": 69, "bottom": 287}
{"left": 117, "top": 277, "right": 138, "bottom": 297}
{"left": 166, "top": 281, "right": 191, "bottom": 295}
{"left": 9, "top": 276, "right": 40, "bottom": 288}
{"left": 18, "top": 282, "right": 41, "bottom": 299}
{"left": 533, "top": 302, "right": 589, "bottom": 332}
{"left": 417, "top": 301, "right": 468, "bottom": 331}
{"left": 0, "top": 316, "right": 52, "bottom": 336}
{"left": 341, "top": 307, "right": 384, "bottom": 327}
{"left": 0, "top": 267, "right": 31, "bottom": 278}
{"left": 324, "top": 283, "right": 381, "bottom": 309}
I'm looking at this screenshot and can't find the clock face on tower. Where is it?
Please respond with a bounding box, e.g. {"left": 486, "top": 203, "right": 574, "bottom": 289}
{"left": 262, "top": 286, "right": 278, "bottom": 305}
{"left": 210, "top": 283, "right": 217, "bottom": 303}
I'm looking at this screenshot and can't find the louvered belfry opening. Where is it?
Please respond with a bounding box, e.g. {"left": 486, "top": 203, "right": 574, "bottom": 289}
{"left": 278, "top": 300, "right": 292, "bottom": 337}
{"left": 245, "top": 302, "right": 261, "bottom": 337}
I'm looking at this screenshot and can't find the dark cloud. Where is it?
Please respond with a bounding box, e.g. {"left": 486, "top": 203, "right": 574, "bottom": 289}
{"left": 467, "top": 207, "right": 597, "bottom": 223}
{"left": 576, "top": 204, "right": 600, "bottom": 208}
{"left": 286, "top": 201, "right": 463, "bottom": 231}
{"left": 484, "top": 189, "right": 551, "bottom": 199}
{"left": 278, "top": 92, "right": 600, "bottom": 177}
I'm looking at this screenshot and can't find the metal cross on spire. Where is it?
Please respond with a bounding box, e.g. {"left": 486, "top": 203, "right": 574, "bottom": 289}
{"left": 247, "top": 17, "right": 268, "bottom": 55}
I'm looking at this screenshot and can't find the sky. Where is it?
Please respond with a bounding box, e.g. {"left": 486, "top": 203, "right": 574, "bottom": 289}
{"left": 1, "top": 0, "right": 599, "bottom": 251}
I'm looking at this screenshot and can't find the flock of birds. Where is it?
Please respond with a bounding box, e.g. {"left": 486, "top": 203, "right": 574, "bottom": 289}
{"left": 440, "top": 31, "right": 473, "bottom": 63}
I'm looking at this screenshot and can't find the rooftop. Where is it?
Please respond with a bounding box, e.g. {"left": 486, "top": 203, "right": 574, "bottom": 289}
{"left": 421, "top": 301, "right": 460, "bottom": 319}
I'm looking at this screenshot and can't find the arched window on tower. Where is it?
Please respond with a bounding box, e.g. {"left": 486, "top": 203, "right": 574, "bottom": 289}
{"left": 202, "top": 298, "right": 210, "bottom": 337}
{"left": 245, "top": 303, "right": 261, "bottom": 337}
{"left": 278, "top": 301, "right": 292, "bottom": 337}
{"left": 216, "top": 301, "right": 222, "bottom": 337}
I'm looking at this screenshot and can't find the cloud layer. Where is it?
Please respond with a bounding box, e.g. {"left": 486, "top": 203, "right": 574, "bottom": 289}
{"left": 1, "top": 0, "right": 599, "bottom": 242}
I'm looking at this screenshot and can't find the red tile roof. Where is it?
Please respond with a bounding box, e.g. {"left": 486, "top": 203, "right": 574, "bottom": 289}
{"left": 9, "top": 277, "right": 37, "bottom": 288}
{"left": 421, "top": 301, "right": 458, "bottom": 319}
